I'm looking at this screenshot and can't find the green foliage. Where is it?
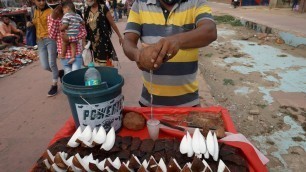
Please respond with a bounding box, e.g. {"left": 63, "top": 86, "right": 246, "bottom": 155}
{"left": 214, "top": 15, "right": 243, "bottom": 27}
{"left": 223, "top": 79, "right": 235, "bottom": 86}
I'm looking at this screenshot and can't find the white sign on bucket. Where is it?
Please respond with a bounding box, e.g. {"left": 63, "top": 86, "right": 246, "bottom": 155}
{"left": 75, "top": 95, "right": 124, "bottom": 132}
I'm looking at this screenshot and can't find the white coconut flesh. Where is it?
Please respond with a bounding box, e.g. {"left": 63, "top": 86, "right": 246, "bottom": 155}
{"left": 179, "top": 135, "right": 188, "bottom": 154}
{"left": 89, "top": 128, "right": 98, "bottom": 144}
{"left": 142, "top": 159, "right": 148, "bottom": 169}
{"left": 198, "top": 131, "right": 207, "bottom": 154}
{"left": 51, "top": 163, "right": 66, "bottom": 172}
{"left": 158, "top": 158, "right": 167, "bottom": 172}
{"left": 113, "top": 157, "right": 121, "bottom": 169}
{"left": 47, "top": 149, "right": 55, "bottom": 163}
{"left": 192, "top": 128, "right": 201, "bottom": 154}
{"left": 67, "top": 126, "right": 82, "bottom": 147}
{"left": 202, "top": 159, "right": 212, "bottom": 172}
{"left": 94, "top": 126, "right": 107, "bottom": 145}
{"left": 217, "top": 159, "right": 230, "bottom": 172}
{"left": 97, "top": 159, "right": 106, "bottom": 171}
{"left": 78, "top": 125, "right": 92, "bottom": 143}
{"left": 206, "top": 130, "right": 215, "bottom": 156}
{"left": 213, "top": 132, "right": 219, "bottom": 161}
{"left": 186, "top": 131, "right": 194, "bottom": 157}
{"left": 101, "top": 127, "right": 115, "bottom": 151}
{"left": 43, "top": 159, "right": 51, "bottom": 169}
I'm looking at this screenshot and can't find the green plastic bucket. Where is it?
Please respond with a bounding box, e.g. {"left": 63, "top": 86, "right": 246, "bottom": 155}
{"left": 62, "top": 67, "right": 124, "bottom": 132}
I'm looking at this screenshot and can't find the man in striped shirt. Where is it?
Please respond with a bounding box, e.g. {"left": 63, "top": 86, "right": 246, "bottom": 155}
{"left": 123, "top": 0, "right": 217, "bottom": 107}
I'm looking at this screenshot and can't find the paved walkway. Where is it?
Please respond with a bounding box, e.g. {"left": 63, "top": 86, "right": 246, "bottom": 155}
{"left": 209, "top": 2, "right": 306, "bottom": 37}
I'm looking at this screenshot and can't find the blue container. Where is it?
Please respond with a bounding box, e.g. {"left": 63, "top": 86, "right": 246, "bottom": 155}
{"left": 62, "top": 67, "right": 124, "bottom": 132}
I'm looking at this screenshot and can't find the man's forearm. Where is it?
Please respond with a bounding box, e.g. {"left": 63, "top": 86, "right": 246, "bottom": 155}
{"left": 173, "top": 20, "right": 217, "bottom": 49}
{"left": 123, "top": 39, "right": 140, "bottom": 62}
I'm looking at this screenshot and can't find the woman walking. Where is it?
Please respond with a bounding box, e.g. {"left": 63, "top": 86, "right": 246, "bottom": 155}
{"left": 84, "top": 0, "right": 123, "bottom": 67}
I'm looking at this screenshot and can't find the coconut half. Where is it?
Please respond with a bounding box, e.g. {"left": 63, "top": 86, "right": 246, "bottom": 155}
{"left": 112, "top": 157, "right": 121, "bottom": 169}
{"left": 192, "top": 128, "right": 201, "bottom": 154}
{"left": 72, "top": 153, "right": 85, "bottom": 170}
{"left": 198, "top": 131, "right": 207, "bottom": 154}
{"left": 54, "top": 152, "right": 69, "bottom": 169}
{"left": 67, "top": 127, "right": 82, "bottom": 147}
{"left": 118, "top": 163, "right": 132, "bottom": 172}
{"left": 206, "top": 130, "right": 215, "bottom": 156}
{"left": 46, "top": 149, "right": 55, "bottom": 164}
{"left": 77, "top": 125, "right": 92, "bottom": 143}
{"left": 202, "top": 159, "right": 212, "bottom": 172}
{"left": 213, "top": 132, "right": 219, "bottom": 161}
{"left": 51, "top": 163, "right": 66, "bottom": 172}
{"left": 101, "top": 127, "right": 115, "bottom": 151}
{"left": 128, "top": 154, "right": 141, "bottom": 170}
{"left": 158, "top": 158, "right": 167, "bottom": 172}
{"left": 89, "top": 127, "right": 98, "bottom": 144}
{"left": 43, "top": 159, "right": 51, "bottom": 169}
{"left": 179, "top": 135, "right": 188, "bottom": 154}
{"left": 97, "top": 159, "right": 106, "bottom": 171}
{"left": 191, "top": 157, "right": 205, "bottom": 172}
{"left": 186, "top": 131, "right": 194, "bottom": 157}
{"left": 142, "top": 159, "right": 148, "bottom": 169}
{"left": 93, "top": 126, "right": 107, "bottom": 145}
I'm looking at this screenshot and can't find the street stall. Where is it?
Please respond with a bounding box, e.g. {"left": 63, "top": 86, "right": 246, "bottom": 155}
{"left": 0, "top": 8, "right": 29, "bottom": 33}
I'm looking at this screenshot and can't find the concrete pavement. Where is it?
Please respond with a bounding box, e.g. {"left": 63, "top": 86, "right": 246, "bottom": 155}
{"left": 210, "top": 2, "right": 306, "bottom": 37}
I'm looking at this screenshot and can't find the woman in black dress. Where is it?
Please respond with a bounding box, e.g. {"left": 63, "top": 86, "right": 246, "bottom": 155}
{"left": 84, "top": 0, "right": 123, "bottom": 66}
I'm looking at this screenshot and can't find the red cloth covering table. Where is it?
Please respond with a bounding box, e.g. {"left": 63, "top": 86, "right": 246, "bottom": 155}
{"left": 42, "top": 106, "right": 268, "bottom": 172}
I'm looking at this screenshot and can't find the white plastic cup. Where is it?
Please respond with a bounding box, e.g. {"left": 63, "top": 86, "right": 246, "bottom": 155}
{"left": 147, "top": 119, "right": 160, "bottom": 140}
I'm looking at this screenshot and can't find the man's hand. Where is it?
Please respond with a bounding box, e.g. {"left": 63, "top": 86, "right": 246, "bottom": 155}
{"left": 152, "top": 37, "right": 180, "bottom": 67}
{"left": 137, "top": 44, "right": 163, "bottom": 70}
{"left": 51, "top": 5, "right": 63, "bottom": 19}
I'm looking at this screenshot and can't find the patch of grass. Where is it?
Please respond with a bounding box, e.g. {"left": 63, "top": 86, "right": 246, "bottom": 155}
{"left": 292, "top": 136, "right": 304, "bottom": 142}
{"left": 277, "top": 54, "right": 288, "bottom": 57}
{"left": 231, "top": 19, "right": 243, "bottom": 27}
{"left": 205, "top": 53, "right": 213, "bottom": 58}
{"left": 223, "top": 79, "right": 235, "bottom": 86}
{"left": 214, "top": 15, "right": 243, "bottom": 27}
{"left": 257, "top": 104, "right": 267, "bottom": 109}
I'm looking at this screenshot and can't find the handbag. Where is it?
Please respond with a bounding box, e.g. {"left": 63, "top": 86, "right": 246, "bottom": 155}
{"left": 82, "top": 41, "right": 93, "bottom": 67}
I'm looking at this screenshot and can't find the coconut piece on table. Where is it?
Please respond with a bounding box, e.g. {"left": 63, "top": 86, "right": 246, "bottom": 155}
{"left": 89, "top": 159, "right": 101, "bottom": 172}
{"left": 128, "top": 154, "right": 141, "bottom": 170}
{"left": 213, "top": 131, "right": 219, "bottom": 161}
{"left": 101, "top": 127, "right": 116, "bottom": 151}
{"left": 167, "top": 158, "right": 181, "bottom": 172}
{"left": 198, "top": 130, "right": 207, "bottom": 154}
{"left": 72, "top": 153, "right": 86, "bottom": 171}
{"left": 104, "top": 158, "right": 117, "bottom": 171}
{"left": 137, "top": 165, "right": 148, "bottom": 172}
{"left": 77, "top": 125, "right": 92, "bottom": 143}
{"left": 118, "top": 163, "right": 132, "bottom": 172}
{"left": 206, "top": 130, "right": 215, "bottom": 156}
{"left": 93, "top": 126, "right": 106, "bottom": 145}
{"left": 217, "top": 159, "right": 230, "bottom": 172}
{"left": 192, "top": 128, "right": 201, "bottom": 154}
{"left": 51, "top": 163, "right": 66, "bottom": 172}
{"left": 158, "top": 158, "right": 167, "bottom": 172}
{"left": 202, "top": 159, "right": 212, "bottom": 172}
{"left": 181, "top": 164, "right": 192, "bottom": 172}
{"left": 97, "top": 159, "right": 106, "bottom": 171}
{"left": 142, "top": 159, "right": 148, "bottom": 169}
{"left": 43, "top": 159, "right": 51, "bottom": 169}
{"left": 113, "top": 157, "right": 122, "bottom": 169}
{"left": 186, "top": 132, "right": 194, "bottom": 157}
{"left": 180, "top": 135, "right": 188, "bottom": 154}
{"left": 191, "top": 157, "right": 205, "bottom": 172}
{"left": 67, "top": 126, "right": 82, "bottom": 147}
{"left": 147, "top": 156, "right": 158, "bottom": 172}
{"left": 54, "top": 152, "right": 69, "bottom": 169}
{"left": 46, "top": 149, "right": 55, "bottom": 164}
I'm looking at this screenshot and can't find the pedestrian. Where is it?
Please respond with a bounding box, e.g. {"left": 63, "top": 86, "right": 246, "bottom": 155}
{"left": 0, "top": 16, "right": 24, "bottom": 46}
{"left": 118, "top": 0, "right": 124, "bottom": 19}
{"left": 84, "top": 0, "right": 123, "bottom": 67}
{"left": 124, "top": 0, "right": 134, "bottom": 17}
{"left": 123, "top": 0, "right": 217, "bottom": 107}
{"left": 59, "top": 1, "right": 85, "bottom": 64}
{"left": 26, "top": 0, "right": 59, "bottom": 97}
{"left": 113, "top": 0, "right": 119, "bottom": 22}
{"left": 292, "top": 0, "right": 299, "bottom": 11}
{"left": 47, "top": 0, "right": 87, "bottom": 75}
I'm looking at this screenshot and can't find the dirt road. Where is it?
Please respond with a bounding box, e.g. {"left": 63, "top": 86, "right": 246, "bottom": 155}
{"left": 198, "top": 16, "right": 306, "bottom": 170}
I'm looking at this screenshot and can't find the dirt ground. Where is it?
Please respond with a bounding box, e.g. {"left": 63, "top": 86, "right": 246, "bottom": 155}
{"left": 198, "top": 18, "right": 306, "bottom": 170}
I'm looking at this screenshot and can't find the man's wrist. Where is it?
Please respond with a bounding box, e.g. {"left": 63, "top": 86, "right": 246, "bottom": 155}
{"left": 133, "top": 49, "right": 140, "bottom": 62}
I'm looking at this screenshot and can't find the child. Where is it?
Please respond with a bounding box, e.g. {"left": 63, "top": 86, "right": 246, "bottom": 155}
{"left": 60, "top": 1, "right": 84, "bottom": 64}
{"left": 26, "top": 0, "right": 59, "bottom": 97}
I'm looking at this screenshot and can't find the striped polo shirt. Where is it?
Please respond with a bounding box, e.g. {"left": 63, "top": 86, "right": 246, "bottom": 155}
{"left": 62, "top": 12, "right": 83, "bottom": 37}
{"left": 125, "top": 0, "right": 213, "bottom": 107}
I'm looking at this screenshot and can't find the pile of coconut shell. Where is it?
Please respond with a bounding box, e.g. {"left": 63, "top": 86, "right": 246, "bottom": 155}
{"left": 34, "top": 133, "right": 248, "bottom": 171}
